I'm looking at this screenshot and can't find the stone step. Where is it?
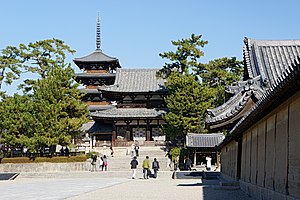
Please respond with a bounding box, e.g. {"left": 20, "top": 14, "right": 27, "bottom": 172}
{"left": 19, "top": 171, "right": 174, "bottom": 179}
{"left": 89, "top": 146, "right": 170, "bottom": 172}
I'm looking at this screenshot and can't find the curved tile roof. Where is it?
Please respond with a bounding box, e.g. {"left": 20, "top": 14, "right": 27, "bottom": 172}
{"left": 206, "top": 38, "right": 300, "bottom": 131}
{"left": 91, "top": 108, "right": 167, "bottom": 119}
{"left": 75, "top": 73, "right": 116, "bottom": 79}
{"left": 99, "top": 68, "right": 167, "bottom": 93}
{"left": 243, "top": 38, "right": 300, "bottom": 86}
{"left": 230, "top": 56, "right": 300, "bottom": 136}
{"left": 74, "top": 50, "right": 119, "bottom": 63}
{"left": 88, "top": 105, "right": 114, "bottom": 112}
{"left": 186, "top": 133, "right": 225, "bottom": 148}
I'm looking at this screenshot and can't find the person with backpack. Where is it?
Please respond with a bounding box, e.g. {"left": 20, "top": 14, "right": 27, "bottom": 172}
{"left": 142, "top": 156, "right": 150, "bottom": 179}
{"left": 130, "top": 156, "right": 138, "bottom": 179}
{"left": 152, "top": 158, "right": 160, "bottom": 178}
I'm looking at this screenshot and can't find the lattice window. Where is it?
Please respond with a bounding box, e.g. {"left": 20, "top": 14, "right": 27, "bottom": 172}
{"left": 152, "top": 127, "right": 165, "bottom": 141}
{"left": 133, "top": 127, "right": 146, "bottom": 141}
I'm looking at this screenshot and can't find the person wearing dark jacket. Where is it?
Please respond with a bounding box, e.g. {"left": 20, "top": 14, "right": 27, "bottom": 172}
{"left": 130, "top": 156, "right": 138, "bottom": 179}
{"left": 152, "top": 158, "right": 160, "bottom": 178}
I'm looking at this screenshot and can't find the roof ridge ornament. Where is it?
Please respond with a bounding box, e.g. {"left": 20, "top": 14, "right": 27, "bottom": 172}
{"left": 96, "top": 14, "right": 101, "bottom": 51}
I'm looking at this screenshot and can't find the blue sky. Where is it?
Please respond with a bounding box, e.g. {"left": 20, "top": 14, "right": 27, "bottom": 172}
{"left": 1, "top": 0, "right": 300, "bottom": 95}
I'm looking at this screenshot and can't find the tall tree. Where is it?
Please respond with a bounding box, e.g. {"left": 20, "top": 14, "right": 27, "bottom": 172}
{"left": 162, "top": 72, "right": 214, "bottom": 139}
{"left": 159, "top": 34, "right": 243, "bottom": 139}
{"left": 0, "top": 39, "right": 88, "bottom": 154}
{"left": 158, "top": 34, "right": 208, "bottom": 76}
{"left": 196, "top": 57, "right": 243, "bottom": 106}
{"left": 0, "top": 46, "right": 23, "bottom": 96}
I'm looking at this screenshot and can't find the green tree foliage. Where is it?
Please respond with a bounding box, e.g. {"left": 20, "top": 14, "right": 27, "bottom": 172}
{"left": 162, "top": 72, "right": 214, "bottom": 139}
{"left": 0, "top": 39, "right": 88, "bottom": 154}
{"left": 159, "top": 34, "right": 243, "bottom": 139}
{"left": 0, "top": 46, "right": 23, "bottom": 96}
{"left": 0, "top": 39, "right": 75, "bottom": 95}
{"left": 196, "top": 57, "right": 243, "bottom": 106}
{"left": 159, "top": 34, "right": 208, "bottom": 76}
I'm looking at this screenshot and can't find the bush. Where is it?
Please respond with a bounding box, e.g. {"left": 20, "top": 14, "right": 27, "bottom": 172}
{"left": 0, "top": 155, "right": 87, "bottom": 164}
{"left": 85, "top": 151, "right": 97, "bottom": 159}
{"left": 170, "top": 147, "right": 181, "bottom": 161}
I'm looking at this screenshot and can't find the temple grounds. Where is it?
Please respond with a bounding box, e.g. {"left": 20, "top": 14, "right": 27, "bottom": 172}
{"left": 0, "top": 171, "right": 255, "bottom": 200}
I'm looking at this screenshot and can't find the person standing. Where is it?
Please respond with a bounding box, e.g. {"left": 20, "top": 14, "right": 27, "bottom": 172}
{"left": 131, "top": 143, "right": 135, "bottom": 157}
{"left": 142, "top": 156, "right": 150, "bottom": 179}
{"left": 103, "top": 155, "right": 108, "bottom": 171}
{"left": 130, "top": 156, "right": 138, "bottom": 179}
{"left": 64, "top": 146, "right": 70, "bottom": 157}
{"left": 206, "top": 156, "right": 212, "bottom": 171}
{"left": 135, "top": 142, "right": 139, "bottom": 157}
{"left": 184, "top": 156, "right": 192, "bottom": 171}
{"left": 152, "top": 158, "right": 160, "bottom": 178}
{"left": 99, "top": 156, "right": 104, "bottom": 171}
{"left": 91, "top": 154, "right": 97, "bottom": 172}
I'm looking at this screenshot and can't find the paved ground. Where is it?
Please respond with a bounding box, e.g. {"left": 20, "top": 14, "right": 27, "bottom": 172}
{"left": 0, "top": 171, "right": 255, "bottom": 200}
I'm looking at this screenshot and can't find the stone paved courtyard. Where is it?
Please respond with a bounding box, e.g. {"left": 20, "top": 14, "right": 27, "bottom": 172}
{"left": 0, "top": 172, "right": 255, "bottom": 200}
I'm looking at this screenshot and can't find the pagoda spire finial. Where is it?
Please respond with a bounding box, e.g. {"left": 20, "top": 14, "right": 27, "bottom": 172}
{"left": 96, "top": 14, "right": 101, "bottom": 51}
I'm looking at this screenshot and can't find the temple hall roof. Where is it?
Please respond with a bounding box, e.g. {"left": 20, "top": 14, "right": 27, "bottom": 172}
{"left": 98, "top": 68, "right": 167, "bottom": 93}
{"left": 81, "top": 121, "right": 112, "bottom": 133}
{"left": 205, "top": 38, "right": 300, "bottom": 131}
{"left": 218, "top": 57, "right": 300, "bottom": 149}
{"left": 186, "top": 133, "right": 225, "bottom": 148}
{"left": 91, "top": 108, "right": 167, "bottom": 119}
{"left": 244, "top": 38, "right": 300, "bottom": 86}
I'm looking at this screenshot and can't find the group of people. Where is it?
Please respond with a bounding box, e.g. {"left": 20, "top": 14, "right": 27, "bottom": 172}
{"left": 130, "top": 156, "right": 160, "bottom": 179}
{"left": 90, "top": 154, "right": 108, "bottom": 172}
{"left": 59, "top": 146, "right": 70, "bottom": 157}
{"left": 130, "top": 142, "right": 139, "bottom": 157}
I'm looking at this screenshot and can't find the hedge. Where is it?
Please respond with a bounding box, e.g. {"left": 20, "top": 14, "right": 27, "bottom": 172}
{"left": 0, "top": 155, "right": 87, "bottom": 164}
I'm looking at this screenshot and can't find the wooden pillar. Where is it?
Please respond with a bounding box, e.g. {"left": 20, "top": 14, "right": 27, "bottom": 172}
{"left": 145, "top": 94, "right": 152, "bottom": 108}
{"left": 236, "top": 137, "right": 243, "bottom": 180}
{"left": 129, "top": 94, "right": 137, "bottom": 103}
{"left": 145, "top": 119, "right": 152, "bottom": 141}
{"left": 194, "top": 150, "right": 197, "bottom": 166}
{"left": 112, "top": 121, "right": 117, "bottom": 142}
{"left": 125, "top": 120, "right": 132, "bottom": 141}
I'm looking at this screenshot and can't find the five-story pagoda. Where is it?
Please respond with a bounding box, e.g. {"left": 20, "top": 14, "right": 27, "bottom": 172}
{"left": 74, "top": 16, "right": 121, "bottom": 112}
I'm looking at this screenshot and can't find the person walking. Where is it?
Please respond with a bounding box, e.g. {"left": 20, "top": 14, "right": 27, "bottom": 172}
{"left": 142, "top": 156, "right": 150, "bottom": 179}
{"left": 103, "top": 155, "right": 108, "bottom": 171}
{"left": 110, "top": 145, "right": 114, "bottom": 157}
{"left": 152, "top": 158, "right": 160, "bottom": 178}
{"left": 130, "top": 156, "right": 138, "bottom": 179}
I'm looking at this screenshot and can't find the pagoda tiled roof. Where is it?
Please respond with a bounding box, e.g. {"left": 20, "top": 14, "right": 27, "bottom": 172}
{"left": 205, "top": 38, "right": 300, "bottom": 131}
{"left": 88, "top": 105, "right": 114, "bottom": 112}
{"left": 98, "top": 68, "right": 167, "bottom": 93}
{"left": 75, "top": 73, "right": 116, "bottom": 79}
{"left": 74, "top": 50, "right": 119, "bottom": 63}
{"left": 80, "top": 88, "right": 99, "bottom": 94}
{"left": 186, "top": 133, "right": 225, "bottom": 148}
{"left": 91, "top": 108, "right": 167, "bottom": 119}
